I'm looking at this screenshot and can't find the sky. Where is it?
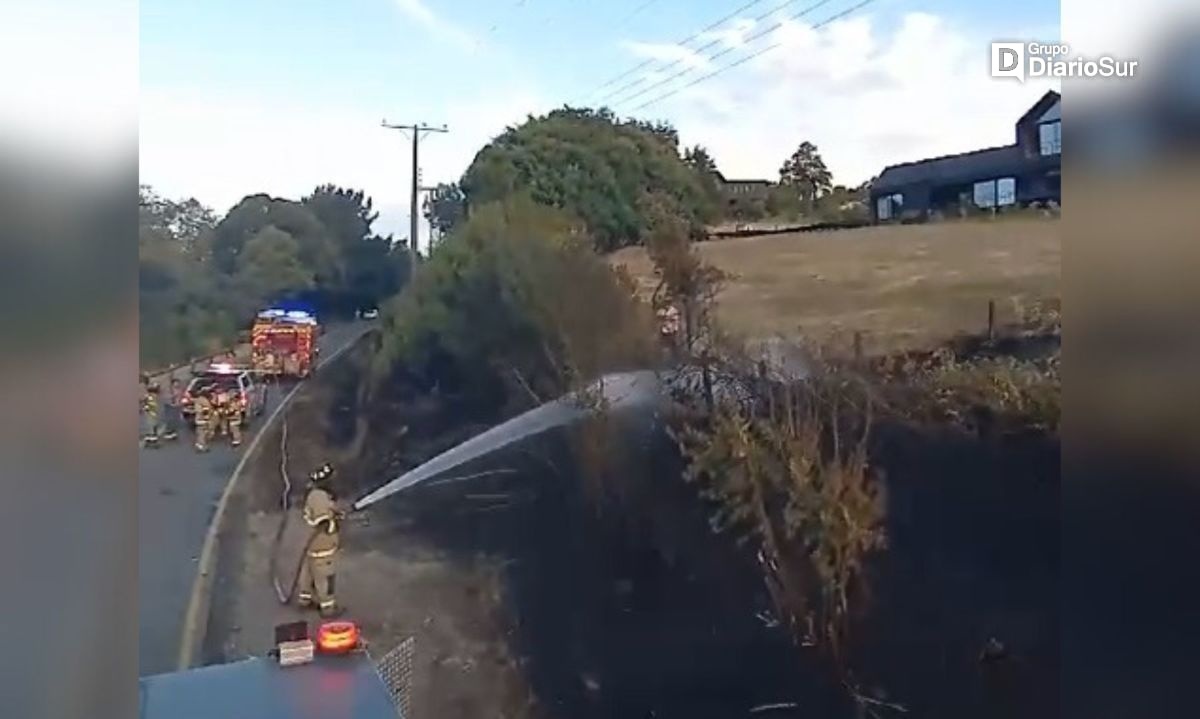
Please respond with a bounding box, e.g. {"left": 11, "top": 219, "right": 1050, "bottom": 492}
{"left": 140, "top": 0, "right": 1064, "bottom": 248}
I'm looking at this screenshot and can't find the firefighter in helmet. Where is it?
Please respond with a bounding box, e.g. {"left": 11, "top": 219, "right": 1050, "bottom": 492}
{"left": 224, "top": 392, "right": 243, "bottom": 448}
{"left": 140, "top": 380, "right": 163, "bottom": 448}
{"left": 192, "top": 391, "right": 213, "bottom": 452}
{"left": 298, "top": 462, "right": 345, "bottom": 617}
{"left": 211, "top": 388, "right": 233, "bottom": 444}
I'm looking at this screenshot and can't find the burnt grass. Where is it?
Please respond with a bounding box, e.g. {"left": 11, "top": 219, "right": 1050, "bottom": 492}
{"left": 327, "top": 347, "right": 1058, "bottom": 718}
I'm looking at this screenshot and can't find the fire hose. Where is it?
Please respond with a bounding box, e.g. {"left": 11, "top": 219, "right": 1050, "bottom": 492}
{"left": 267, "top": 410, "right": 527, "bottom": 605}
{"left": 269, "top": 417, "right": 320, "bottom": 604}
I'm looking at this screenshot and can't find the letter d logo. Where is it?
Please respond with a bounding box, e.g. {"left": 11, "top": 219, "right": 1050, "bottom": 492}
{"left": 991, "top": 42, "right": 1025, "bottom": 81}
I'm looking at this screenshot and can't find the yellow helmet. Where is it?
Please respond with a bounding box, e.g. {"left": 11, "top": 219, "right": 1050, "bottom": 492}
{"left": 309, "top": 462, "right": 335, "bottom": 483}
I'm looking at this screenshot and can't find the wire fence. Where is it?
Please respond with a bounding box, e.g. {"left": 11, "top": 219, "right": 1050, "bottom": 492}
{"left": 372, "top": 636, "right": 417, "bottom": 718}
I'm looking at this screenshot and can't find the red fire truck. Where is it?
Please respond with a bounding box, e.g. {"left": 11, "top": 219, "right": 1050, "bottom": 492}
{"left": 251, "top": 308, "right": 319, "bottom": 379}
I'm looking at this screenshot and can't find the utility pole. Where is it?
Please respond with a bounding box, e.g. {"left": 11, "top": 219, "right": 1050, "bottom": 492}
{"left": 381, "top": 120, "right": 448, "bottom": 280}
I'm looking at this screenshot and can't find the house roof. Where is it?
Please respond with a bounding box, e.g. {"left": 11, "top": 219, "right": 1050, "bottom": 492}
{"left": 1017, "top": 90, "right": 1062, "bottom": 128}
{"left": 872, "top": 90, "right": 1061, "bottom": 194}
{"left": 872, "top": 144, "right": 1025, "bottom": 192}
{"left": 713, "top": 169, "right": 771, "bottom": 186}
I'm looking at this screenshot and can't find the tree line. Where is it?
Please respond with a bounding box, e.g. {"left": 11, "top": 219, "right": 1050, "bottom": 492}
{"left": 139, "top": 184, "right": 410, "bottom": 367}
{"left": 422, "top": 111, "right": 871, "bottom": 249}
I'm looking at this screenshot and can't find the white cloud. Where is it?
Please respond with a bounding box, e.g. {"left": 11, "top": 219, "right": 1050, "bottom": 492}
{"left": 630, "top": 11, "right": 1059, "bottom": 187}
{"left": 621, "top": 41, "right": 710, "bottom": 70}
{"left": 391, "top": 0, "right": 478, "bottom": 53}
{"left": 139, "top": 87, "right": 550, "bottom": 251}
{"left": 698, "top": 18, "right": 758, "bottom": 50}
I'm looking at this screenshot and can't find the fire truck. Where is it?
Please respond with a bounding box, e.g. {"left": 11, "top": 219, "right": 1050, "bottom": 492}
{"left": 140, "top": 620, "right": 414, "bottom": 719}
{"left": 251, "top": 307, "right": 320, "bottom": 379}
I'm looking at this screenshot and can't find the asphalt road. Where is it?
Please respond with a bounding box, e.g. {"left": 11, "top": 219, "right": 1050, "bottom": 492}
{"left": 138, "top": 322, "right": 368, "bottom": 677}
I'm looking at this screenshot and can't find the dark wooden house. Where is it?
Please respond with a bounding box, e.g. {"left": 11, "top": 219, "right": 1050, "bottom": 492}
{"left": 870, "top": 90, "right": 1061, "bottom": 222}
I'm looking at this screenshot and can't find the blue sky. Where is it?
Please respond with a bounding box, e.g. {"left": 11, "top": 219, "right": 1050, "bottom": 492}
{"left": 140, "top": 0, "right": 1061, "bottom": 245}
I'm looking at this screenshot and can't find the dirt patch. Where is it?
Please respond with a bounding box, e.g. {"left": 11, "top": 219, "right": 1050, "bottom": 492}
{"left": 611, "top": 218, "right": 1060, "bottom": 353}
{"left": 204, "top": 342, "right": 539, "bottom": 719}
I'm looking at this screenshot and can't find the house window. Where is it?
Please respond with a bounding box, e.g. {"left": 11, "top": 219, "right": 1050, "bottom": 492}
{"left": 973, "top": 180, "right": 996, "bottom": 208}
{"left": 997, "top": 177, "right": 1017, "bottom": 205}
{"left": 974, "top": 178, "right": 1017, "bottom": 208}
{"left": 876, "top": 193, "right": 902, "bottom": 220}
{"left": 1039, "top": 120, "right": 1061, "bottom": 156}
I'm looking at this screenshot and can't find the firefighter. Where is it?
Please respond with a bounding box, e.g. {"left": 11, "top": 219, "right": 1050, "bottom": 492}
{"left": 297, "top": 462, "right": 345, "bottom": 617}
{"left": 283, "top": 352, "right": 299, "bottom": 378}
{"left": 140, "top": 381, "right": 163, "bottom": 448}
{"left": 226, "top": 394, "right": 243, "bottom": 448}
{"left": 264, "top": 351, "right": 279, "bottom": 379}
{"left": 192, "top": 392, "right": 213, "bottom": 452}
{"left": 160, "top": 379, "right": 182, "bottom": 441}
{"left": 211, "top": 389, "right": 231, "bottom": 440}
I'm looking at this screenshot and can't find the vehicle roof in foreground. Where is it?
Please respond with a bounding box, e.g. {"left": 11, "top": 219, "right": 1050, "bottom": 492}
{"left": 139, "top": 655, "right": 401, "bottom": 719}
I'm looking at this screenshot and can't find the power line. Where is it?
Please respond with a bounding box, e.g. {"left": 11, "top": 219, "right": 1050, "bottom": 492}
{"left": 630, "top": 0, "right": 878, "bottom": 113}
{"left": 612, "top": 0, "right": 839, "bottom": 108}
{"left": 597, "top": 0, "right": 816, "bottom": 107}
{"left": 581, "top": 0, "right": 774, "bottom": 103}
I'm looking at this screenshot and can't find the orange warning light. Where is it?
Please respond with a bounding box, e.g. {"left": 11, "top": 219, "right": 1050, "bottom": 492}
{"left": 316, "top": 621, "right": 360, "bottom": 654}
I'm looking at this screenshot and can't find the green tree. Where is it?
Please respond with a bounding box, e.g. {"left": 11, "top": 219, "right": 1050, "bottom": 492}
{"left": 139, "top": 187, "right": 231, "bottom": 364}
{"left": 682, "top": 145, "right": 719, "bottom": 177}
{"left": 422, "top": 182, "right": 467, "bottom": 240}
{"left": 210, "top": 195, "right": 338, "bottom": 281}
{"left": 729, "top": 194, "right": 768, "bottom": 223}
{"left": 140, "top": 183, "right": 410, "bottom": 367}
{"left": 765, "top": 185, "right": 804, "bottom": 220}
{"left": 626, "top": 117, "right": 680, "bottom": 151}
{"left": 377, "top": 194, "right": 656, "bottom": 408}
{"left": 303, "top": 185, "right": 377, "bottom": 247}
{"left": 683, "top": 145, "right": 723, "bottom": 214}
{"left": 460, "top": 107, "right": 715, "bottom": 252}
{"left": 779, "top": 141, "right": 833, "bottom": 209}
{"left": 234, "top": 226, "right": 314, "bottom": 303}
{"left": 302, "top": 184, "right": 408, "bottom": 309}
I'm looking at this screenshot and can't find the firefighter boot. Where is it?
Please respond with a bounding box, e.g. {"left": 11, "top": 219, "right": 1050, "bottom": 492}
{"left": 296, "top": 559, "right": 316, "bottom": 610}
{"left": 194, "top": 421, "right": 210, "bottom": 452}
{"left": 316, "top": 565, "right": 343, "bottom": 618}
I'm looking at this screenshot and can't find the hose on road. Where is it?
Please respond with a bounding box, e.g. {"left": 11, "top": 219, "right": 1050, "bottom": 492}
{"left": 269, "top": 416, "right": 319, "bottom": 604}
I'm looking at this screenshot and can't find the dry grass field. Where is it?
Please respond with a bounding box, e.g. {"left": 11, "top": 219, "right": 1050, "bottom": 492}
{"left": 612, "top": 217, "right": 1061, "bottom": 355}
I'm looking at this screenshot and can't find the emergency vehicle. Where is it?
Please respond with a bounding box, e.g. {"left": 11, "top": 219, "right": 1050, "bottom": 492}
{"left": 140, "top": 620, "right": 413, "bottom": 719}
{"left": 180, "top": 363, "right": 268, "bottom": 428}
{"left": 251, "top": 307, "right": 320, "bottom": 378}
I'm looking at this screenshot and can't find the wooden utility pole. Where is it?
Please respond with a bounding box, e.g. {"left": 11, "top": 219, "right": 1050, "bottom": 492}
{"left": 381, "top": 120, "right": 448, "bottom": 280}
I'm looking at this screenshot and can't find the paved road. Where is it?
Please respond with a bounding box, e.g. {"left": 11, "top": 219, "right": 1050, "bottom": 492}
{"left": 138, "top": 322, "right": 367, "bottom": 677}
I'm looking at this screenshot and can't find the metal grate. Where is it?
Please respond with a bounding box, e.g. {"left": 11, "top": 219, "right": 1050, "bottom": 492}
{"left": 371, "top": 636, "right": 416, "bottom": 718}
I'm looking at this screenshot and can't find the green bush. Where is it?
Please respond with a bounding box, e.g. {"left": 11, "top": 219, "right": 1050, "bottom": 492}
{"left": 461, "top": 107, "right": 717, "bottom": 252}
{"left": 375, "top": 195, "right": 658, "bottom": 411}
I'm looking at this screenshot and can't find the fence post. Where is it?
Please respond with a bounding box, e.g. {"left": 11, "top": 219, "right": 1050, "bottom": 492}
{"left": 987, "top": 299, "right": 996, "bottom": 341}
